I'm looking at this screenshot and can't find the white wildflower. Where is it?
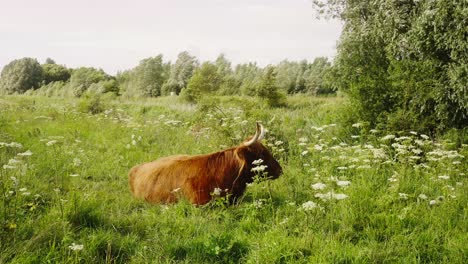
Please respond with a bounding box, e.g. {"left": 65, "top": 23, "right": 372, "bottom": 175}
{"left": 336, "top": 180, "right": 351, "bottom": 187}
{"left": 418, "top": 194, "right": 428, "bottom": 200}
{"left": 313, "top": 145, "right": 323, "bottom": 151}
{"left": 395, "top": 136, "right": 411, "bottom": 142}
{"left": 19, "top": 188, "right": 27, "bottom": 192}
{"left": 352, "top": 123, "right": 362, "bottom": 128}
{"left": 315, "top": 192, "right": 348, "bottom": 201}
{"left": 420, "top": 134, "right": 430, "bottom": 140}
{"left": 429, "top": 200, "right": 437, "bottom": 205}
{"left": 17, "top": 150, "right": 33, "bottom": 156}
{"left": 69, "top": 243, "right": 84, "bottom": 251}
{"left": 301, "top": 150, "right": 309, "bottom": 156}
{"left": 370, "top": 129, "right": 378, "bottom": 134}
{"left": 381, "top": 135, "right": 395, "bottom": 141}
{"left": 212, "top": 187, "right": 222, "bottom": 196}
{"left": 351, "top": 135, "right": 360, "bottom": 139}
{"left": 73, "top": 158, "right": 81, "bottom": 167}
{"left": 253, "top": 199, "right": 264, "bottom": 209}
{"left": 445, "top": 185, "right": 455, "bottom": 191}
{"left": 1, "top": 142, "right": 23, "bottom": 148}
{"left": 22, "top": 192, "right": 31, "bottom": 196}
{"left": 398, "top": 193, "right": 408, "bottom": 200}
{"left": 357, "top": 165, "right": 372, "bottom": 169}
{"left": 274, "top": 141, "right": 283, "bottom": 146}
{"left": 8, "top": 159, "right": 21, "bottom": 165}
{"left": 311, "top": 183, "right": 327, "bottom": 190}
{"left": 46, "top": 140, "right": 58, "bottom": 146}
{"left": 337, "top": 166, "right": 347, "bottom": 170}
{"left": 3, "top": 165, "right": 16, "bottom": 169}
{"left": 333, "top": 193, "right": 349, "bottom": 200}
{"left": 131, "top": 139, "right": 137, "bottom": 145}
{"left": 301, "top": 201, "right": 319, "bottom": 211}
{"left": 388, "top": 176, "right": 398, "bottom": 182}
{"left": 70, "top": 174, "right": 80, "bottom": 177}
{"left": 10, "top": 177, "right": 18, "bottom": 184}
{"left": 415, "top": 139, "right": 425, "bottom": 146}
{"left": 412, "top": 148, "right": 423, "bottom": 155}
{"left": 252, "top": 159, "right": 263, "bottom": 165}
{"left": 251, "top": 165, "right": 268, "bottom": 172}
{"left": 438, "top": 175, "right": 450, "bottom": 180}
{"left": 409, "top": 131, "right": 418, "bottom": 135}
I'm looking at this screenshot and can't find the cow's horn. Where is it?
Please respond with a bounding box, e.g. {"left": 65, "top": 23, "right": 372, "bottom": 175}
{"left": 258, "top": 123, "right": 266, "bottom": 141}
{"left": 244, "top": 122, "right": 263, "bottom": 146}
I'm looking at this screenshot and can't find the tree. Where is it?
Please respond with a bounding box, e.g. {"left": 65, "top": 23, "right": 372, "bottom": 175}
{"left": 45, "top": 58, "right": 56, "bottom": 64}
{"left": 0, "top": 57, "right": 43, "bottom": 94}
{"left": 275, "top": 60, "right": 306, "bottom": 94}
{"left": 304, "top": 57, "right": 334, "bottom": 95}
{"left": 122, "top": 55, "right": 169, "bottom": 97}
{"left": 313, "top": 0, "right": 468, "bottom": 131}
{"left": 42, "top": 63, "right": 71, "bottom": 85}
{"left": 161, "top": 51, "right": 198, "bottom": 95}
{"left": 257, "top": 66, "right": 287, "bottom": 107}
{"left": 233, "top": 63, "right": 262, "bottom": 96}
{"left": 181, "top": 62, "right": 222, "bottom": 102}
{"left": 68, "top": 67, "right": 109, "bottom": 97}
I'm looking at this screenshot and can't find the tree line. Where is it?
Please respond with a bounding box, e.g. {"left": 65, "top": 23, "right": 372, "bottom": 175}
{"left": 0, "top": 52, "right": 335, "bottom": 107}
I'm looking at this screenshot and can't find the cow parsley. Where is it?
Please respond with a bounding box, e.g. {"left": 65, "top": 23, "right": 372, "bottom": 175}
{"left": 17, "top": 150, "right": 33, "bottom": 156}
{"left": 301, "top": 201, "right": 319, "bottom": 211}
{"left": 311, "top": 182, "right": 327, "bottom": 190}
{"left": 336, "top": 180, "right": 351, "bottom": 187}
{"left": 381, "top": 135, "right": 395, "bottom": 141}
{"left": 46, "top": 140, "right": 58, "bottom": 146}
{"left": 212, "top": 187, "right": 222, "bottom": 196}
{"left": 252, "top": 159, "right": 263, "bottom": 165}
{"left": 251, "top": 165, "right": 268, "bottom": 172}
{"left": 69, "top": 243, "right": 84, "bottom": 251}
{"left": 418, "top": 194, "right": 428, "bottom": 200}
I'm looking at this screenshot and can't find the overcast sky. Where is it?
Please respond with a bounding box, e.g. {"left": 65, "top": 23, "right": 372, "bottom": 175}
{"left": 0, "top": 0, "right": 342, "bottom": 74}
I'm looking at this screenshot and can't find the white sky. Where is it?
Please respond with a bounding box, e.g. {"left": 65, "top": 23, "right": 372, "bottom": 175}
{"left": 0, "top": 0, "right": 342, "bottom": 75}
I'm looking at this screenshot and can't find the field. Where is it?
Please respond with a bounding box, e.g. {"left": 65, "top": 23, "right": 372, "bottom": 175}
{"left": 0, "top": 95, "right": 466, "bottom": 263}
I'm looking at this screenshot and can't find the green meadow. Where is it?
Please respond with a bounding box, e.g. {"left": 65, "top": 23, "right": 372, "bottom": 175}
{"left": 0, "top": 95, "right": 466, "bottom": 263}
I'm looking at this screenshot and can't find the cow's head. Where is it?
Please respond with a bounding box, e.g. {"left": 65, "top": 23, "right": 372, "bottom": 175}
{"left": 235, "top": 122, "right": 283, "bottom": 181}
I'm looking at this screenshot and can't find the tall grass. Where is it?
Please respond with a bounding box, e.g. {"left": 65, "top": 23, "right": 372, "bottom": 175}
{"left": 0, "top": 95, "right": 466, "bottom": 263}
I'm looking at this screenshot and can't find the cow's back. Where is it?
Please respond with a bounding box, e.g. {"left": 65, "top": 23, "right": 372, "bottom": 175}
{"left": 129, "top": 155, "right": 191, "bottom": 203}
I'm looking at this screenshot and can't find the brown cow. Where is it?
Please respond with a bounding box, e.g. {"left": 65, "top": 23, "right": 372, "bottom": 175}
{"left": 128, "top": 122, "right": 282, "bottom": 205}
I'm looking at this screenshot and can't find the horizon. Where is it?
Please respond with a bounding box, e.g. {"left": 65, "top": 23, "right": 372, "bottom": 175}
{"left": 0, "top": 0, "right": 342, "bottom": 75}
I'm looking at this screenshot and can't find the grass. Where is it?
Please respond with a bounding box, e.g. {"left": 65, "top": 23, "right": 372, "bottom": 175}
{"left": 0, "top": 94, "right": 466, "bottom": 263}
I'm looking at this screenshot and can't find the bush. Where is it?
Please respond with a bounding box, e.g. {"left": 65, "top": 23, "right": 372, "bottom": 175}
{"left": 77, "top": 94, "right": 105, "bottom": 114}
{"left": 0, "top": 58, "right": 43, "bottom": 94}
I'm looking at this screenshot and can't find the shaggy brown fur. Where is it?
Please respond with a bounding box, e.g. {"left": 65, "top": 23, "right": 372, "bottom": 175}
{"left": 129, "top": 127, "right": 282, "bottom": 205}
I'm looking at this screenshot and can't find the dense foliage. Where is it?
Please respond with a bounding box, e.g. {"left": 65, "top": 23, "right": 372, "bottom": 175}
{"left": 313, "top": 0, "right": 468, "bottom": 132}
{"left": 0, "top": 58, "right": 43, "bottom": 94}
{"left": 0, "top": 54, "right": 334, "bottom": 105}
